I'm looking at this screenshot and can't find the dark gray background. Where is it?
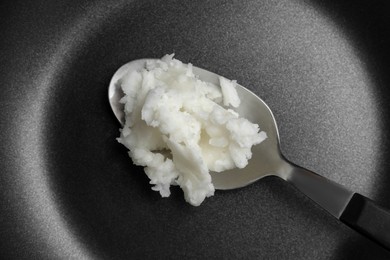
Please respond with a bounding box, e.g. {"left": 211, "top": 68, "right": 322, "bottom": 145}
{"left": 1, "top": 0, "right": 390, "bottom": 259}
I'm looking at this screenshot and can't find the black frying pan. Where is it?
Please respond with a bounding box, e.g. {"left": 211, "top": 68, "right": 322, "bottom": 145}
{"left": 1, "top": 0, "right": 390, "bottom": 259}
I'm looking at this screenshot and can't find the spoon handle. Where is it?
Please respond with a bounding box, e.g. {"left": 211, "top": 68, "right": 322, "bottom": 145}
{"left": 286, "top": 164, "right": 354, "bottom": 218}
{"left": 340, "top": 193, "right": 390, "bottom": 250}
{"left": 287, "top": 164, "right": 390, "bottom": 250}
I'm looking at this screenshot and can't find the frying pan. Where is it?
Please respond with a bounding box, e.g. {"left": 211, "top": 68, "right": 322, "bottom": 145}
{"left": 1, "top": 0, "right": 390, "bottom": 259}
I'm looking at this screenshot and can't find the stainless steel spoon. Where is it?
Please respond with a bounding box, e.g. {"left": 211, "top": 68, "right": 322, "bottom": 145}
{"left": 109, "top": 59, "right": 390, "bottom": 250}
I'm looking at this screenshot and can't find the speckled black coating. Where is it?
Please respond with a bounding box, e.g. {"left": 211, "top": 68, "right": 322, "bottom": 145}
{"left": 1, "top": 0, "right": 390, "bottom": 259}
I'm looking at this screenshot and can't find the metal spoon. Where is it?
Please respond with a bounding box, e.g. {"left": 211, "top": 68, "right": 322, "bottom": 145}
{"left": 109, "top": 59, "right": 390, "bottom": 250}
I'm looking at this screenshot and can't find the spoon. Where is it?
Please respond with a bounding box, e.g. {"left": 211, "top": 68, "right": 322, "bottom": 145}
{"left": 109, "top": 59, "right": 390, "bottom": 250}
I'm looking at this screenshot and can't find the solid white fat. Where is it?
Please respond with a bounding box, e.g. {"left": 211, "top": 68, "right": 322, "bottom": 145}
{"left": 117, "top": 54, "right": 267, "bottom": 206}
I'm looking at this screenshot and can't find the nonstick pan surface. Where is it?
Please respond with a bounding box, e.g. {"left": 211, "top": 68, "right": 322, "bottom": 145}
{"left": 1, "top": 0, "right": 390, "bottom": 259}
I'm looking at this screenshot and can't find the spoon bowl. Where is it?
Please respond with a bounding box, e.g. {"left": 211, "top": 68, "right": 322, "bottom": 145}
{"left": 109, "top": 59, "right": 390, "bottom": 250}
